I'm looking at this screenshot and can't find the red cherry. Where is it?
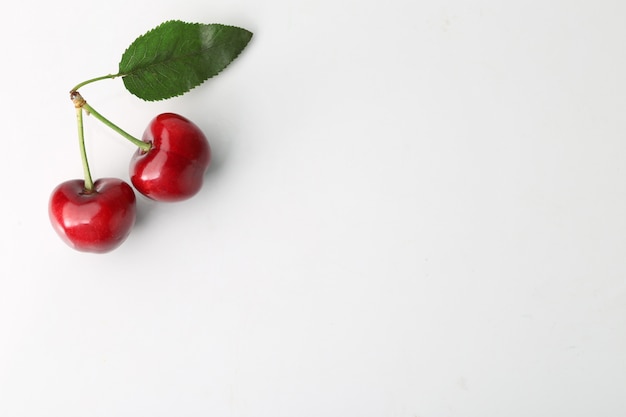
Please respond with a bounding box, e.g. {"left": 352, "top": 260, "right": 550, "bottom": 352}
{"left": 49, "top": 178, "right": 137, "bottom": 253}
{"left": 129, "top": 113, "right": 211, "bottom": 202}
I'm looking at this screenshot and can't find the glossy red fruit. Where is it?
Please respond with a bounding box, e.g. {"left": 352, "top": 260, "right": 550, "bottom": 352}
{"left": 129, "top": 113, "right": 211, "bottom": 202}
{"left": 49, "top": 178, "right": 137, "bottom": 253}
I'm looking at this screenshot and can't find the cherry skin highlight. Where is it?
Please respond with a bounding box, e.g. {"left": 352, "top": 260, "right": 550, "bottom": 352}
{"left": 49, "top": 178, "right": 137, "bottom": 253}
{"left": 130, "top": 113, "right": 211, "bottom": 202}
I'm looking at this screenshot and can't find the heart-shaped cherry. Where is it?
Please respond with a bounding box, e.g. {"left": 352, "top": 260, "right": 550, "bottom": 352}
{"left": 49, "top": 178, "right": 137, "bottom": 253}
{"left": 129, "top": 113, "right": 211, "bottom": 202}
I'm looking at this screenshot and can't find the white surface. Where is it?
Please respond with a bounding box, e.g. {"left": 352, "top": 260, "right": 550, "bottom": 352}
{"left": 1, "top": 0, "right": 625, "bottom": 416}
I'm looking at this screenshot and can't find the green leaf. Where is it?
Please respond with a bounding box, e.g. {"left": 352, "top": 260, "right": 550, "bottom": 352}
{"left": 118, "top": 20, "right": 253, "bottom": 101}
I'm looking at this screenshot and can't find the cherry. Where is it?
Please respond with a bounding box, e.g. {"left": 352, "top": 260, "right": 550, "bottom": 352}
{"left": 49, "top": 178, "right": 137, "bottom": 253}
{"left": 129, "top": 113, "right": 211, "bottom": 202}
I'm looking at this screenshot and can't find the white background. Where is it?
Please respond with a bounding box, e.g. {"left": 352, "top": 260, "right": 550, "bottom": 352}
{"left": 1, "top": 0, "right": 625, "bottom": 416}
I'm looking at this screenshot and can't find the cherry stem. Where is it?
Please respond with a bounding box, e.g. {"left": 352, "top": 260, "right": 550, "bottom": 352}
{"left": 70, "top": 74, "right": 119, "bottom": 92}
{"left": 82, "top": 102, "right": 151, "bottom": 151}
{"left": 70, "top": 91, "right": 151, "bottom": 152}
{"left": 75, "top": 105, "right": 94, "bottom": 192}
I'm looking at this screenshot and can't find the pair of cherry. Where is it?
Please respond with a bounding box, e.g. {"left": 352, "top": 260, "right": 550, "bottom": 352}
{"left": 49, "top": 112, "right": 211, "bottom": 253}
